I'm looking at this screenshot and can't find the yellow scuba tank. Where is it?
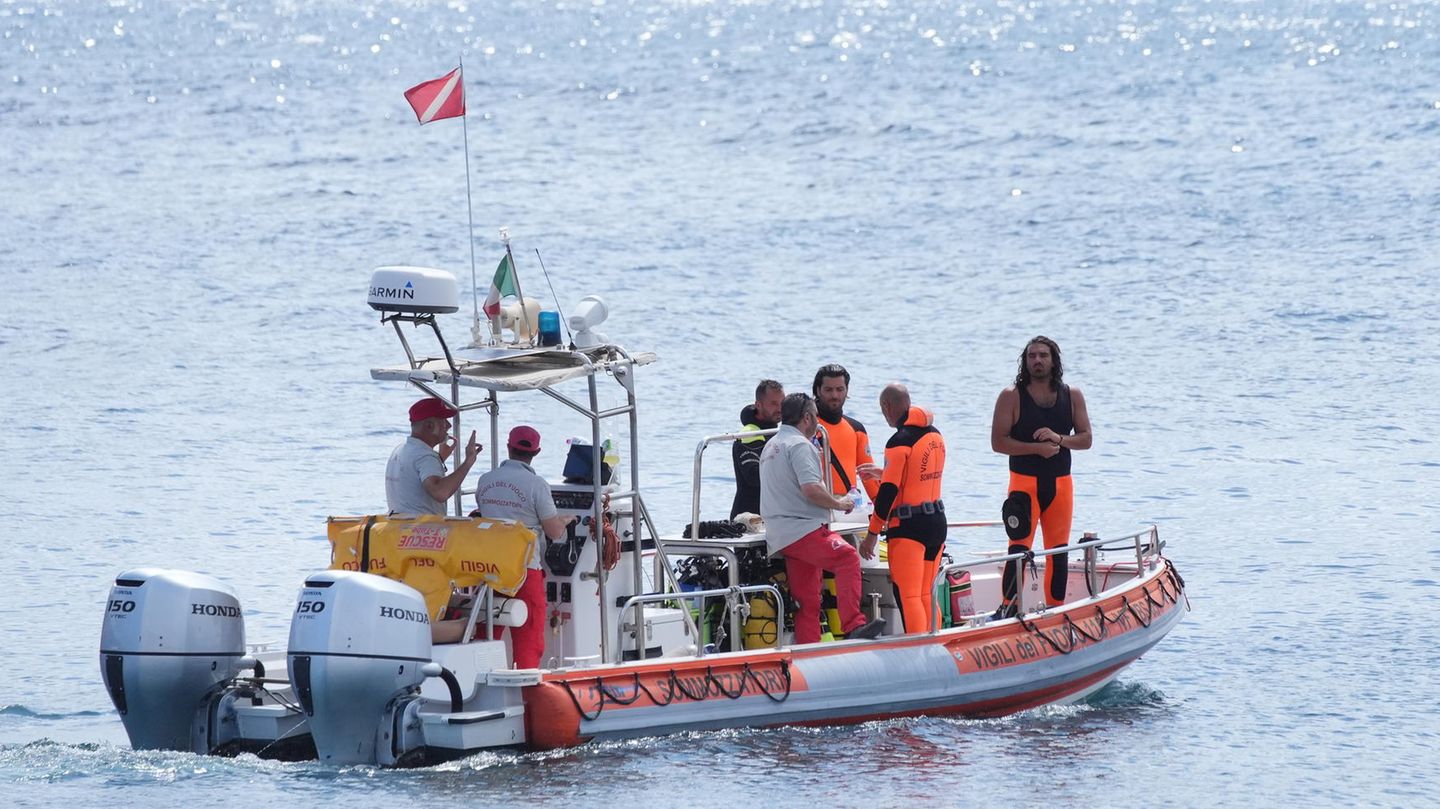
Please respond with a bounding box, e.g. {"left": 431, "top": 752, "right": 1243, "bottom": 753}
{"left": 743, "top": 564, "right": 791, "bottom": 648}
{"left": 822, "top": 572, "right": 844, "bottom": 639}
{"left": 742, "top": 592, "right": 778, "bottom": 649}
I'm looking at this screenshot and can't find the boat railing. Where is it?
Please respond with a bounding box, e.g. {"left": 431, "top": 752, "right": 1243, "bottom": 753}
{"left": 660, "top": 541, "right": 745, "bottom": 647}
{"left": 684, "top": 427, "right": 844, "bottom": 538}
{"left": 616, "top": 584, "right": 784, "bottom": 659}
{"left": 929, "top": 525, "right": 1163, "bottom": 633}
{"left": 460, "top": 585, "right": 495, "bottom": 645}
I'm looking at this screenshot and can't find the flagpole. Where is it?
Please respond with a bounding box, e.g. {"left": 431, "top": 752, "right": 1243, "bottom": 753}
{"left": 501, "top": 235, "right": 533, "bottom": 347}
{"left": 458, "top": 55, "right": 482, "bottom": 346}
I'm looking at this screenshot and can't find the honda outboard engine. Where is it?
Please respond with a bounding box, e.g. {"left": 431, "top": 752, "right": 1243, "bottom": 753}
{"left": 99, "top": 568, "right": 247, "bottom": 752}
{"left": 288, "top": 570, "right": 432, "bottom": 764}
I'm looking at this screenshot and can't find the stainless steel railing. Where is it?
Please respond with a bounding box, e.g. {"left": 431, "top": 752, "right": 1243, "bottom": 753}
{"left": 686, "top": 427, "right": 781, "bottom": 539}
{"left": 660, "top": 541, "right": 746, "bottom": 645}
{"left": 616, "top": 584, "right": 784, "bottom": 659}
{"left": 928, "top": 525, "right": 1164, "bottom": 633}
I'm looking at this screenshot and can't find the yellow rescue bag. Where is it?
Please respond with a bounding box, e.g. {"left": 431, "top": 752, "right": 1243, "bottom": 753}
{"left": 327, "top": 515, "right": 536, "bottom": 621}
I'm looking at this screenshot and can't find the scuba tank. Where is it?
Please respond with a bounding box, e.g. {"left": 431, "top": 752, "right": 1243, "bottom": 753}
{"left": 822, "top": 572, "right": 843, "bottom": 639}
{"left": 743, "top": 560, "right": 791, "bottom": 649}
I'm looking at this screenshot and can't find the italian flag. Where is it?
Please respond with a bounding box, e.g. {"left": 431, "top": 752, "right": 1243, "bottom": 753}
{"left": 483, "top": 253, "right": 517, "bottom": 318}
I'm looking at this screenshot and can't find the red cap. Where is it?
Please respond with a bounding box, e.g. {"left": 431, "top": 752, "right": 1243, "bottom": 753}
{"left": 508, "top": 425, "right": 541, "bottom": 453}
{"left": 409, "top": 398, "right": 457, "bottom": 423}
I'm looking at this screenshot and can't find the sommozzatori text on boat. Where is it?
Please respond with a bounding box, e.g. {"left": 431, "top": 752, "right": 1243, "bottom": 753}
{"left": 98, "top": 241, "right": 1190, "bottom": 766}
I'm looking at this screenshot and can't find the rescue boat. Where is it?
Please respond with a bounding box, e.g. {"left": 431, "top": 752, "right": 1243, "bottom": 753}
{"left": 98, "top": 257, "right": 1189, "bottom": 765}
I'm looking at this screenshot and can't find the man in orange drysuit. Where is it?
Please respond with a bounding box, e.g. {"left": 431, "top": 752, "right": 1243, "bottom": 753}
{"left": 989, "top": 336, "right": 1092, "bottom": 619}
{"left": 860, "top": 384, "right": 947, "bottom": 634}
{"left": 812, "top": 364, "right": 880, "bottom": 504}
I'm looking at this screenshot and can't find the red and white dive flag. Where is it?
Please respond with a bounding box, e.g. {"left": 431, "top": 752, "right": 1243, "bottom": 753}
{"left": 404, "top": 67, "right": 465, "bottom": 124}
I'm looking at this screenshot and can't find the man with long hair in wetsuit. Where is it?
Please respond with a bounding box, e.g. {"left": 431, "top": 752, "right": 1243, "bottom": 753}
{"left": 989, "top": 337, "right": 1092, "bottom": 619}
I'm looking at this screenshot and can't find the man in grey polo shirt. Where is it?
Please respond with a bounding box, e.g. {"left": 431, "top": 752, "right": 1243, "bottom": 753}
{"left": 385, "top": 398, "right": 481, "bottom": 515}
{"left": 760, "top": 392, "right": 886, "bottom": 644}
{"left": 473, "top": 425, "right": 573, "bottom": 669}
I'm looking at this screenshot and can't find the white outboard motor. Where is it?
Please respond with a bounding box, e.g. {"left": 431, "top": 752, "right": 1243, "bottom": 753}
{"left": 288, "top": 570, "right": 432, "bottom": 765}
{"left": 99, "top": 568, "right": 248, "bottom": 752}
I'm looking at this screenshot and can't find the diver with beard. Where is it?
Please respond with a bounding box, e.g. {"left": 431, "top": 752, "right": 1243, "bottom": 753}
{"left": 811, "top": 364, "right": 880, "bottom": 505}
{"left": 989, "top": 336, "right": 1093, "bottom": 618}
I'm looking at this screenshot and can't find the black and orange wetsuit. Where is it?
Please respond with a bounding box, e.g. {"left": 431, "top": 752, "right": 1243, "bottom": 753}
{"left": 1002, "top": 385, "right": 1075, "bottom": 610}
{"left": 817, "top": 412, "right": 880, "bottom": 501}
{"left": 870, "top": 406, "right": 946, "bottom": 634}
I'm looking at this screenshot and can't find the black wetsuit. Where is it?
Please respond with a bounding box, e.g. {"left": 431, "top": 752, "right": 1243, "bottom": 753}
{"left": 1009, "top": 384, "right": 1073, "bottom": 509}
{"left": 731, "top": 404, "right": 777, "bottom": 518}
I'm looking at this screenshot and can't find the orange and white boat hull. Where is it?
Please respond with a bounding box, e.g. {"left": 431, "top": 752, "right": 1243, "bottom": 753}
{"left": 524, "top": 559, "right": 1186, "bottom": 749}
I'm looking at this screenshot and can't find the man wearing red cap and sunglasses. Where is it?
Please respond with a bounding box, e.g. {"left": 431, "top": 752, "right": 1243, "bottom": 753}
{"left": 473, "top": 425, "right": 573, "bottom": 669}
{"left": 385, "top": 398, "right": 482, "bottom": 516}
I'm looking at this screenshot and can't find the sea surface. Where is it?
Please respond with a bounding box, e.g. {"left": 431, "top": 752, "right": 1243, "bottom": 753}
{"left": 2, "top": 0, "right": 1437, "bottom": 806}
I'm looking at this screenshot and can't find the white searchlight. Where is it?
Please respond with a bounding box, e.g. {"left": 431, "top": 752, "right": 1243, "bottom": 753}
{"left": 568, "top": 294, "right": 609, "bottom": 349}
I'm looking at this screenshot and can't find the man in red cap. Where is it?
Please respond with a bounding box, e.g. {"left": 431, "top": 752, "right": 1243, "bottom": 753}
{"left": 384, "top": 398, "right": 481, "bottom": 515}
{"left": 473, "top": 425, "right": 573, "bottom": 668}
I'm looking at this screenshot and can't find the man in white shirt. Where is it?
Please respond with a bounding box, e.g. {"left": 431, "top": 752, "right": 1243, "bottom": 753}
{"left": 385, "top": 398, "right": 480, "bottom": 515}
{"left": 473, "top": 425, "right": 572, "bottom": 668}
{"left": 759, "top": 392, "right": 886, "bottom": 644}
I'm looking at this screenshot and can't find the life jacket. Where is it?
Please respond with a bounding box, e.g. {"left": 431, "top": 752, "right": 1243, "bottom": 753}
{"left": 868, "top": 405, "right": 946, "bottom": 541}
{"left": 816, "top": 412, "right": 878, "bottom": 499}
{"left": 328, "top": 514, "right": 536, "bottom": 621}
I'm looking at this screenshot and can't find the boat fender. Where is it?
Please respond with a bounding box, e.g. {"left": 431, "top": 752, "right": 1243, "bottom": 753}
{"left": 524, "top": 682, "right": 585, "bottom": 750}
{"left": 1002, "top": 491, "right": 1031, "bottom": 541}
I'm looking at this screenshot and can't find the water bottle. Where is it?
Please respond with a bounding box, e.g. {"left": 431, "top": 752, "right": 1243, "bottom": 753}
{"left": 602, "top": 438, "right": 620, "bottom": 484}
{"left": 846, "top": 486, "right": 865, "bottom": 514}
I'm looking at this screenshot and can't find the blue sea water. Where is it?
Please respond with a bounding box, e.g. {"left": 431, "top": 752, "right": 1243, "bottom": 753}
{"left": 2, "top": 0, "right": 1438, "bottom": 805}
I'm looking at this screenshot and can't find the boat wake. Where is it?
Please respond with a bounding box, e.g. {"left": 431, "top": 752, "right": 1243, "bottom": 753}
{"left": 1083, "top": 679, "right": 1169, "bottom": 709}
{"left": 0, "top": 705, "right": 111, "bottom": 721}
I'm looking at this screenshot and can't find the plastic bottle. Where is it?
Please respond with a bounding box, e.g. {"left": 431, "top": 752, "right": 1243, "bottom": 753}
{"left": 602, "top": 438, "right": 620, "bottom": 484}
{"left": 846, "top": 486, "right": 865, "bottom": 514}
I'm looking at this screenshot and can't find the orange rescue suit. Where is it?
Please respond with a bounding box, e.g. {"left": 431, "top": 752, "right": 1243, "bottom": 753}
{"left": 869, "top": 406, "right": 947, "bottom": 634}
{"left": 817, "top": 413, "right": 879, "bottom": 500}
